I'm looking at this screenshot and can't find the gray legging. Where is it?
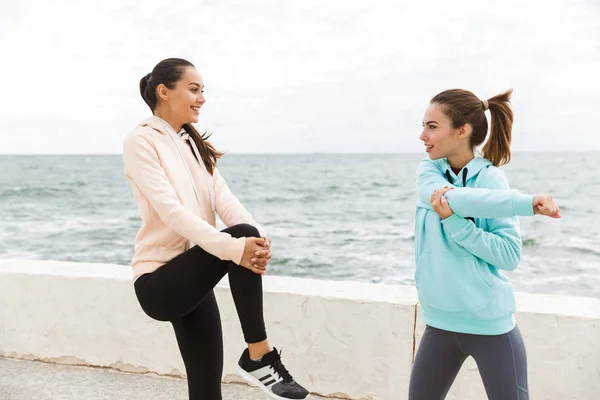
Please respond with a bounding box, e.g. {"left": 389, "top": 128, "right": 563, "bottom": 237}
{"left": 409, "top": 325, "right": 529, "bottom": 400}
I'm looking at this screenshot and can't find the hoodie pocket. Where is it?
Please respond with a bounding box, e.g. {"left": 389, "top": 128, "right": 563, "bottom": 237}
{"left": 416, "top": 252, "right": 493, "bottom": 313}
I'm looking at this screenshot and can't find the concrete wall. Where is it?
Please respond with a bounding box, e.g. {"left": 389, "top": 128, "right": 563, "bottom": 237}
{"left": 0, "top": 259, "right": 598, "bottom": 400}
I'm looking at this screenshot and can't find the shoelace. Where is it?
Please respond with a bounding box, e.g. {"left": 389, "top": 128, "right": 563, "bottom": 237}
{"left": 271, "top": 348, "right": 293, "bottom": 382}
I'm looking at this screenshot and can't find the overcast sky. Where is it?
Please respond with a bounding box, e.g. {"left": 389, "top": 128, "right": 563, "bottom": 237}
{"left": 1, "top": 0, "right": 598, "bottom": 154}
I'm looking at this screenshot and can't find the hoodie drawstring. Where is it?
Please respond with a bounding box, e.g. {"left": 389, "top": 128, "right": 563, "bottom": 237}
{"left": 180, "top": 132, "right": 216, "bottom": 213}
{"left": 444, "top": 168, "right": 475, "bottom": 224}
{"left": 445, "top": 170, "right": 454, "bottom": 184}
{"left": 149, "top": 116, "right": 216, "bottom": 214}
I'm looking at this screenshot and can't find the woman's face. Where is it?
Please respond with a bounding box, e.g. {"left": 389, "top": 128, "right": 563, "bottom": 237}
{"left": 419, "top": 103, "right": 467, "bottom": 160}
{"left": 160, "top": 66, "right": 206, "bottom": 125}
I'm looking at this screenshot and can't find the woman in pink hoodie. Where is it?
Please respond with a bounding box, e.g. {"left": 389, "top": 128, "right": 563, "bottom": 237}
{"left": 122, "top": 58, "right": 309, "bottom": 400}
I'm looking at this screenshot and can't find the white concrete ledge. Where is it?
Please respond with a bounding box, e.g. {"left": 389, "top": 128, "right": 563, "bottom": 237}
{"left": 1, "top": 259, "right": 599, "bottom": 400}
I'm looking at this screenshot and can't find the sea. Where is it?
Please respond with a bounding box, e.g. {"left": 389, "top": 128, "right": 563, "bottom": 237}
{"left": 1, "top": 153, "right": 598, "bottom": 298}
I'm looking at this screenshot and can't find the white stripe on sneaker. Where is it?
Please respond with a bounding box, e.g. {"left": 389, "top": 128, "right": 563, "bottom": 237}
{"left": 248, "top": 365, "right": 283, "bottom": 387}
{"left": 236, "top": 366, "right": 289, "bottom": 400}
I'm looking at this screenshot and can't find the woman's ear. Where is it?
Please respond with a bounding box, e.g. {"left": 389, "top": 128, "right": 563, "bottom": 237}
{"left": 457, "top": 123, "right": 472, "bottom": 139}
{"left": 156, "top": 84, "right": 169, "bottom": 102}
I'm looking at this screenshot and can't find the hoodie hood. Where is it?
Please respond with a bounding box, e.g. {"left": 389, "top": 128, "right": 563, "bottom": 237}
{"left": 438, "top": 156, "right": 492, "bottom": 187}
{"left": 138, "top": 116, "right": 185, "bottom": 136}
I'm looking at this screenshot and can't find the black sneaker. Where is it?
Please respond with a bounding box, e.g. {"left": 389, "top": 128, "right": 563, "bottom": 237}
{"left": 236, "top": 347, "right": 309, "bottom": 399}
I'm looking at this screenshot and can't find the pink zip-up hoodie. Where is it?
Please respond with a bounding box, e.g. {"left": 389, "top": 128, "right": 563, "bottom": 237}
{"left": 123, "top": 117, "right": 264, "bottom": 279}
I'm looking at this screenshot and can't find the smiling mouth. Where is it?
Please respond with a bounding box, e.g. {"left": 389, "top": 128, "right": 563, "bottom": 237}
{"left": 191, "top": 106, "right": 200, "bottom": 112}
{"left": 425, "top": 145, "right": 434, "bottom": 152}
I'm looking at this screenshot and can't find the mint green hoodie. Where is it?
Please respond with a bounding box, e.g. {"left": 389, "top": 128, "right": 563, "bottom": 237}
{"left": 414, "top": 157, "right": 535, "bottom": 335}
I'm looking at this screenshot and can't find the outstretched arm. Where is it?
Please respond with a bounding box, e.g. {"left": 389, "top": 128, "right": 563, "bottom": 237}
{"left": 417, "top": 158, "right": 534, "bottom": 218}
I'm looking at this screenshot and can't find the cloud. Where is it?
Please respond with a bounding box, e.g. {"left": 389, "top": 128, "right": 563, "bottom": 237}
{"left": 0, "top": 0, "right": 598, "bottom": 153}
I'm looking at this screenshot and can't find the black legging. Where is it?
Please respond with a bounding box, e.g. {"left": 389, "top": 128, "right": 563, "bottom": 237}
{"left": 409, "top": 325, "right": 528, "bottom": 400}
{"left": 134, "top": 223, "right": 267, "bottom": 400}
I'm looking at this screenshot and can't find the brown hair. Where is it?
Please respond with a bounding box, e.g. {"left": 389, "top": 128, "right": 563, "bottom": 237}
{"left": 139, "top": 58, "right": 223, "bottom": 174}
{"left": 431, "top": 88, "right": 514, "bottom": 166}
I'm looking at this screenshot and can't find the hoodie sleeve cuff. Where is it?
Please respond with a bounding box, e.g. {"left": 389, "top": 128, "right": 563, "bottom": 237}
{"left": 513, "top": 194, "right": 535, "bottom": 216}
{"left": 441, "top": 214, "right": 470, "bottom": 234}
{"left": 227, "top": 237, "right": 246, "bottom": 265}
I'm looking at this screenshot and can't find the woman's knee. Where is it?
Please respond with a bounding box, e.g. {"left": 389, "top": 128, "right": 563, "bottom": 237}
{"left": 224, "top": 223, "right": 260, "bottom": 239}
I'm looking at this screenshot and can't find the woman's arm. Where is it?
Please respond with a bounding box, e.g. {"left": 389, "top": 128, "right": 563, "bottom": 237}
{"left": 430, "top": 166, "right": 560, "bottom": 270}
{"left": 431, "top": 167, "right": 524, "bottom": 271}
{"left": 440, "top": 213, "right": 522, "bottom": 271}
{"left": 431, "top": 167, "right": 521, "bottom": 271}
{"left": 417, "top": 158, "right": 534, "bottom": 218}
{"left": 123, "top": 131, "right": 245, "bottom": 263}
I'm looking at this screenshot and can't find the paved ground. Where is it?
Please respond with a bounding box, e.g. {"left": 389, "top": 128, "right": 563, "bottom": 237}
{"left": 0, "top": 357, "right": 343, "bottom": 400}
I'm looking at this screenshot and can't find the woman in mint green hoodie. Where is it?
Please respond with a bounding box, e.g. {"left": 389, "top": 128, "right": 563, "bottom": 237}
{"left": 409, "top": 89, "right": 561, "bottom": 400}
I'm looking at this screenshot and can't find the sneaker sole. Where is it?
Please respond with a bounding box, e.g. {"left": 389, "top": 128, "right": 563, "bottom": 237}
{"left": 235, "top": 365, "right": 309, "bottom": 400}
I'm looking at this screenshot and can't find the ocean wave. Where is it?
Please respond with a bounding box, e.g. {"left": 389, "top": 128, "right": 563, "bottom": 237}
{"left": 1, "top": 186, "right": 77, "bottom": 198}
{"left": 300, "top": 194, "right": 322, "bottom": 202}
{"left": 326, "top": 227, "right": 362, "bottom": 235}
{"left": 370, "top": 181, "right": 399, "bottom": 188}
{"left": 565, "top": 244, "right": 600, "bottom": 257}
{"left": 263, "top": 196, "right": 290, "bottom": 203}
{"left": 388, "top": 227, "right": 415, "bottom": 241}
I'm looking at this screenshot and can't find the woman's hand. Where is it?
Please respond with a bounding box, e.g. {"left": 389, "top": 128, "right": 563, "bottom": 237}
{"left": 255, "top": 234, "right": 272, "bottom": 274}
{"left": 533, "top": 194, "right": 562, "bottom": 218}
{"left": 240, "top": 237, "right": 272, "bottom": 275}
{"left": 431, "top": 187, "right": 454, "bottom": 219}
{"left": 261, "top": 234, "right": 272, "bottom": 249}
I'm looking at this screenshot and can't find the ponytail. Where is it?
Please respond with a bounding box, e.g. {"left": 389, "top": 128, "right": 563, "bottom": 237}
{"left": 139, "top": 73, "right": 155, "bottom": 113}
{"left": 481, "top": 89, "right": 513, "bottom": 167}
{"left": 183, "top": 124, "right": 223, "bottom": 175}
